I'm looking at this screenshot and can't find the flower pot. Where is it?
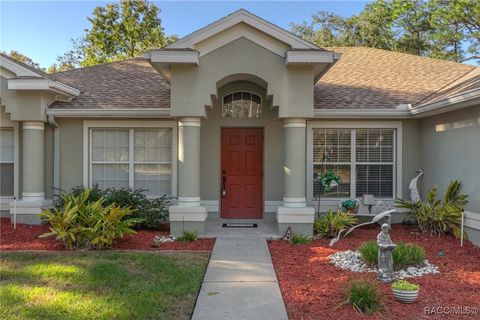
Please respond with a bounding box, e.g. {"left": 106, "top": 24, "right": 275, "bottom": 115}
{"left": 392, "top": 288, "right": 419, "bottom": 303}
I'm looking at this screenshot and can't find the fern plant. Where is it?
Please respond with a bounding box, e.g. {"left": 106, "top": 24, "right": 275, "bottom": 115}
{"left": 314, "top": 209, "right": 357, "bottom": 238}
{"left": 396, "top": 180, "right": 468, "bottom": 238}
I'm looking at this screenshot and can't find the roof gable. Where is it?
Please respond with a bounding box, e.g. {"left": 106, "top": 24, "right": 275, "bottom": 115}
{"left": 167, "top": 9, "right": 319, "bottom": 52}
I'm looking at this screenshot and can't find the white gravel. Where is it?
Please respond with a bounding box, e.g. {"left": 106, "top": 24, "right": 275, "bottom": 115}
{"left": 329, "top": 250, "right": 440, "bottom": 278}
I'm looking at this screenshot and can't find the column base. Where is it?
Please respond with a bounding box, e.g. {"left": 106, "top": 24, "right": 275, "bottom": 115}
{"left": 169, "top": 205, "right": 207, "bottom": 236}
{"left": 276, "top": 206, "right": 315, "bottom": 236}
{"left": 9, "top": 199, "right": 52, "bottom": 225}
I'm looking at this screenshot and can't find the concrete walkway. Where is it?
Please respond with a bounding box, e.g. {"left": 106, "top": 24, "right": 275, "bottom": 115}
{"left": 192, "top": 237, "right": 288, "bottom": 320}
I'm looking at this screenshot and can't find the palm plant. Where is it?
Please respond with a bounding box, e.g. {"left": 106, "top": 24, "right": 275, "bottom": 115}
{"left": 395, "top": 180, "right": 468, "bottom": 238}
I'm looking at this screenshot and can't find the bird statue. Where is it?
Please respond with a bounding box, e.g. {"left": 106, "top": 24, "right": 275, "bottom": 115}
{"left": 329, "top": 209, "right": 397, "bottom": 246}
{"left": 409, "top": 169, "right": 424, "bottom": 203}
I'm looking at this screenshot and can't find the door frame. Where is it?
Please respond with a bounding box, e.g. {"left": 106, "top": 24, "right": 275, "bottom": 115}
{"left": 220, "top": 127, "right": 264, "bottom": 219}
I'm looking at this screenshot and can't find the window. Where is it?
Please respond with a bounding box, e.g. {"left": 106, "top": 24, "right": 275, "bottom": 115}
{"left": 222, "top": 91, "right": 262, "bottom": 118}
{"left": 0, "top": 128, "right": 14, "bottom": 196}
{"left": 312, "top": 128, "right": 395, "bottom": 199}
{"left": 90, "top": 128, "right": 172, "bottom": 196}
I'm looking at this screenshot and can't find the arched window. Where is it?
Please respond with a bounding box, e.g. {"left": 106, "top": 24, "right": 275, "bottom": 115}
{"left": 222, "top": 91, "right": 262, "bottom": 118}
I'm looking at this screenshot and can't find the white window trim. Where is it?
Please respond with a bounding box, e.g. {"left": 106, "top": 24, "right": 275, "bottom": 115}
{"left": 83, "top": 120, "right": 178, "bottom": 197}
{"left": 0, "top": 124, "right": 19, "bottom": 212}
{"left": 306, "top": 121, "right": 402, "bottom": 206}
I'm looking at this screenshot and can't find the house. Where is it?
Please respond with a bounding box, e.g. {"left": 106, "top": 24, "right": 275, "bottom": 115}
{"left": 1, "top": 10, "right": 479, "bottom": 243}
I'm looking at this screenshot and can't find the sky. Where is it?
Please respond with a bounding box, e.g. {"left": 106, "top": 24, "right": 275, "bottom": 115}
{"left": 0, "top": 1, "right": 369, "bottom": 68}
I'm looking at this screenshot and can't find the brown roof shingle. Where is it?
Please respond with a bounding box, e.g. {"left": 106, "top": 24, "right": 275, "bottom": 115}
{"left": 50, "top": 58, "right": 170, "bottom": 109}
{"left": 49, "top": 47, "right": 478, "bottom": 111}
{"left": 314, "top": 47, "right": 477, "bottom": 109}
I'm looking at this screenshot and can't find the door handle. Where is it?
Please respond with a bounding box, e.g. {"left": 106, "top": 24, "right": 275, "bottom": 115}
{"left": 222, "top": 171, "right": 227, "bottom": 197}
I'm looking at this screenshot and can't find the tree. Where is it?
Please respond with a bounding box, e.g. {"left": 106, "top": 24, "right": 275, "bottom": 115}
{"left": 291, "top": 0, "right": 480, "bottom": 64}
{"left": 2, "top": 50, "right": 43, "bottom": 70}
{"left": 49, "top": 0, "right": 176, "bottom": 71}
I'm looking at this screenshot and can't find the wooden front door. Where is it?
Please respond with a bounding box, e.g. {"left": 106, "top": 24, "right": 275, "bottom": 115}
{"left": 221, "top": 128, "right": 263, "bottom": 219}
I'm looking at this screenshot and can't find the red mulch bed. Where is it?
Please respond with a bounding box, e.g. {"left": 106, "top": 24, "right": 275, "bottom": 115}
{"left": 269, "top": 224, "right": 480, "bottom": 320}
{"left": 0, "top": 218, "right": 215, "bottom": 252}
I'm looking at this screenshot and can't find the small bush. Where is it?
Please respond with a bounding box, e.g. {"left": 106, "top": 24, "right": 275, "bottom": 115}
{"left": 54, "top": 185, "right": 172, "bottom": 230}
{"left": 358, "top": 241, "right": 378, "bottom": 267}
{"left": 392, "top": 280, "right": 420, "bottom": 291}
{"left": 392, "top": 242, "right": 426, "bottom": 269}
{"left": 358, "top": 241, "right": 426, "bottom": 270}
{"left": 395, "top": 180, "right": 468, "bottom": 238}
{"left": 344, "top": 279, "right": 383, "bottom": 314}
{"left": 290, "top": 234, "right": 312, "bottom": 244}
{"left": 41, "top": 189, "right": 142, "bottom": 250}
{"left": 314, "top": 210, "right": 357, "bottom": 238}
{"left": 176, "top": 230, "right": 198, "bottom": 242}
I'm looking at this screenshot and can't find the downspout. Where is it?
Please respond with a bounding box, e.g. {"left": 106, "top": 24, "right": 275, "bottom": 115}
{"left": 47, "top": 115, "right": 60, "bottom": 196}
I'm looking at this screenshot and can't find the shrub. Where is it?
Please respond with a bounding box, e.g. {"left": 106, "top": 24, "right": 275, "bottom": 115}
{"left": 392, "top": 280, "right": 420, "bottom": 291}
{"left": 344, "top": 279, "right": 383, "bottom": 314}
{"left": 358, "top": 241, "right": 426, "bottom": 270}
{"left": 314, "top": 210, "right": 357, "bottom": 238}
{"left": 290, "top": 234, "right": 312, "bottom": 245}
{"left": 395, "top": 180, "right": 468, "bottom": 238}
{"left": 176, "top": 230, "right": 198, "bottom": 242}
{"left": 392, "top": 242, "right": 426, "bottom": 269}
{"left": 54, "top": 186, "right": 172, "bottom": 230}
{"left": 40, "top": 189, "right": 142, "bottom": 250}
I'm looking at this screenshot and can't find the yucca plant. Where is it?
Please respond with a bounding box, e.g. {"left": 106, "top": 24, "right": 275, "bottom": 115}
{"left": 314, "top": 209, "right": 357, "bottom": 238}
{"left": 396, "top": 180, "right": 468, "bottom": 238}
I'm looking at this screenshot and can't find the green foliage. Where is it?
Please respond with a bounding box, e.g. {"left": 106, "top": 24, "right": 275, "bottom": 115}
{"left": 51, "top": 0, "right": 178, "bottom": 70}
{"left": 314, "top": 210, "right": 357, "bottom": 238}
{"left": 358, "top": 241, "right": 426, "bottom": 269}
{"left": 291, "top": 0, "right": 480, "bottom": 64}
{"left": 40, "top": 189, "right": 142, "bottom": 250}
{"left": 1, "top": 50, "right": 43, "bottom": 70}
{"left": 289, "top": 234, "right": 312, "bottom": 245}
{"left": 54, "top": 185, "right": 171, "bottom": 229}
{"left": 392, "top": 280, "right": 420, "bottom": 291}
{"left": 344, "top": 279, "right": 383, "bottom": 314}
{"left": 395, "top": 180, "right": 468, "bottom": 238}
{"left": 176, "top": 230, "right": 198, "bottom": 242}
{"left": 318, "top": 170, "right": 341, "bottom": 193}
{"left": 341, "top": 199, "right": 359, "bottom": 210}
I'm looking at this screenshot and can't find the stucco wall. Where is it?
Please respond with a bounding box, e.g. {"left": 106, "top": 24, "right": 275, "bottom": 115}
{"left": 170, "top": 37, "right": 315, "bottom": 118}
{"left": 402, "top": 119, "right": 422, "bottom": 199}
{"left": 200, "top": 80, "right": 284, "bottom": 203}
{"left": 420, "top": 106, "right": 480, "bottom": 213}
{"left": 57, "top": 118, "right": 84, "bottom": 191}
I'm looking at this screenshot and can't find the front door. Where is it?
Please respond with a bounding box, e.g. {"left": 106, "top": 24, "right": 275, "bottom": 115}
{"left": 221, "top": 128, "right": 263, "bottom": 219}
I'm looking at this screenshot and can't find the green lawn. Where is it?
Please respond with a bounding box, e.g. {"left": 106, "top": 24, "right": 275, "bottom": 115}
{"left": 0, "top": 252, "right": 209, "bottom": 320}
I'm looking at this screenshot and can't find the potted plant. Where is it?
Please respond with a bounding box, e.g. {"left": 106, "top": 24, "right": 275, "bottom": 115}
{"left": 391, "top": 280, "right": 420, "bottom": 303}
{"left": 341, "top": 199, "right": 359, "bottom": 214}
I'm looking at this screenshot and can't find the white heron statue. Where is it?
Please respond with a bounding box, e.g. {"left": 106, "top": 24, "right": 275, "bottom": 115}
{"left": 329, "top": 209, "right": 397, "bottom": 246}
{"left": 409, "top": 169, "right": 424, "bottom": 203}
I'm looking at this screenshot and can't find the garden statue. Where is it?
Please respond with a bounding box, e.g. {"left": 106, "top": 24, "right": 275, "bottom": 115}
{"left": 329, "top": 209, "right": 396, "bottom": 246}
{"left": 409, "top": 169, "right": 424, "bottom": 203}
{"left": 377, "top": 223, "right": 397, "bottom": 282}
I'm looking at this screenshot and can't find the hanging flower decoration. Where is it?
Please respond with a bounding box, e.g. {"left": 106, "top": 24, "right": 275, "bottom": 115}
{"left": 319, "top": 170, "right": 341, "bottom": 193}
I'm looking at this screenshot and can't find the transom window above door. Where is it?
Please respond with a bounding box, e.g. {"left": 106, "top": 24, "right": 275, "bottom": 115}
{"left": 222, "top": 91, "right": 262, "bottom": 118}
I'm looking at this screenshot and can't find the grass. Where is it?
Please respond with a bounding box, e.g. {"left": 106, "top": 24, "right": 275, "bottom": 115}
{"left": 344, "top": 279, "right": 384, "bottom": 314}
{"left": 358, "top": 241, "right": 426, "bottom": 270}
{"left": 290, "top": 234, "right": 312, "bottom": 244}
{"left": 176, "top": 230, "right": 198, "bottom": 242}
{"left": 0, "top": 251, "right": 209, "bottom": 320}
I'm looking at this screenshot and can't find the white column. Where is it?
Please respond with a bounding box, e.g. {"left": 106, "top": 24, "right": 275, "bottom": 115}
{"left": 22, "top": 121, "right": 45, "bottom": 201}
